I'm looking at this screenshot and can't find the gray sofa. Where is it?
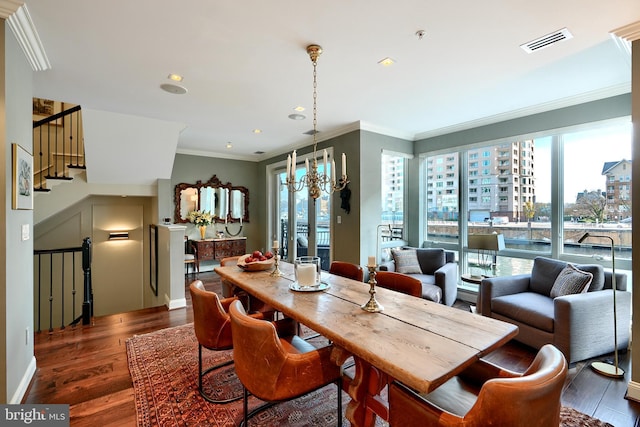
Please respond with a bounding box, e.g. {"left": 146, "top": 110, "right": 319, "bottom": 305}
{"left": 380, "top": 247, "right": 458, "bottom": 306}
{"left": 478, "top": 256, "right": 630, "bottom": 364}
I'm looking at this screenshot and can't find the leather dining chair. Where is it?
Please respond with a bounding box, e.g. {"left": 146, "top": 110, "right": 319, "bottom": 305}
{"left": 375, "top": 271, "right": 422, "bottom": 297}
{"left": 219, "top": 256, "right": 274, "bottom": 319}
{"left": 389, "top": 344, "right": 568, "bottom": 427}
{"left": 189, "top": 280, "right": 265, "bottom": 403}
{"left": 228, "top": 300, "right": 343, "bottom": 427}
{"left": 329, "top": 261, "right": 364, "bottom": 282}
{"left": 219, "top": 256, "right": 241, "bottom": 298}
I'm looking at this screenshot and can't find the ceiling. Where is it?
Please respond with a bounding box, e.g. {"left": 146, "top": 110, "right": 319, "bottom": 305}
{"left": 23, "top": 1, "right": 639, "bottom": 168}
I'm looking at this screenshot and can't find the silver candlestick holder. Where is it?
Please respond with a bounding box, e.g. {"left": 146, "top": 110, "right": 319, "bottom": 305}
{"left": 270, "top": 247, "right": 283, "bottom": 277}
{"left": 362, "top": 265, "right": 383, "bottom": 312}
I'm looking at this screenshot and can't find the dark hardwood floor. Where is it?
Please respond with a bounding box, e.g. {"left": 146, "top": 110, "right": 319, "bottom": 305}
{"left": 23, "top": 271, "right": 640, "bottom": 426}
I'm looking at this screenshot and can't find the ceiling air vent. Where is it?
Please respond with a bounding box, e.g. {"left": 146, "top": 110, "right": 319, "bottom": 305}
{"left": 303, "top": 129, "right": 319, "bottom": 136}
{"left": 253, "top": 151, "right": 265, "bottom": 155}
{"left": 520, "top": 28, "right": 573, "bottom": 53}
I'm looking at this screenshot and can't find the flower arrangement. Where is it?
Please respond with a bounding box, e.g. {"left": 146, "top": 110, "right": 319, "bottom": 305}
{"left": 188, "top": 210, "right": 214, "bottom": 227}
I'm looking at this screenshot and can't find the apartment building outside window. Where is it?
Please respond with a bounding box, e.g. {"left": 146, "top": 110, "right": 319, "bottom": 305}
{"left": 422, "top": 121, "right": 632, "bottom": 283}
{"left": 381, "top": 152, "right": 406, "bottom": 227}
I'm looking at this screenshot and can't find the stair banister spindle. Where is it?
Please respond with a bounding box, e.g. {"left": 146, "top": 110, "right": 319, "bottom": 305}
{"left": 33, "top": 105, "right": 84, "bottom": 192}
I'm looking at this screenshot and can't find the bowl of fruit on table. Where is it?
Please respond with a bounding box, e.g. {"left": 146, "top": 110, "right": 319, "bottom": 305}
{"left": 237, "top": 251, "right": 275, "bottom": 271}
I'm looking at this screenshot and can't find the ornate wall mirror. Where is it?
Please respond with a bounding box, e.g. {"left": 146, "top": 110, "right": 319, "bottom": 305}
{"left": 174, "top": 175, "right": 249, "bottom": 224}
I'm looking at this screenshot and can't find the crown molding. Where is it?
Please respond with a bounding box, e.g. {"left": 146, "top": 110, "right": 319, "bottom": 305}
{"left": 6, "top": 3, "right": 50, "bottom": 71}
{"left": 358, "top": 121, "right": 415, "bottom": 141}
{"left": 611, "top": 21, "right": 640, "bottom": 42}
{"left": 414, "top": 83, "right": 630, "bottom": 140}
{"left": 0, "top": 0, "right": 21, "bottom": 19}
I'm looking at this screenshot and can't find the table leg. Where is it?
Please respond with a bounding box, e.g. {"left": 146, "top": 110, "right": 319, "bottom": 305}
{"left": 345, "top": 356, "right": 389, "bottom": 427}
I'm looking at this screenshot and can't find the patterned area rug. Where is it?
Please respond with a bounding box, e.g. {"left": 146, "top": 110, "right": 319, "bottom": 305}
{"left": 126, "top": 323, "right": 613, "bottom": 427}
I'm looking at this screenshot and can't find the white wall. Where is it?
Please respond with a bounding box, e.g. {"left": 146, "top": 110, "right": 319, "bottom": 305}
{"left": 4, "top": 23, "right": 35, "bottom": 403}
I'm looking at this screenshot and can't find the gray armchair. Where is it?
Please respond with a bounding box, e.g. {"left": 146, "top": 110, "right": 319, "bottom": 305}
{"left": 478, "top": 256, "right": 630, "bottom": 364}
{"left": 380, "top": 247, "right": 458, "bottom": 306}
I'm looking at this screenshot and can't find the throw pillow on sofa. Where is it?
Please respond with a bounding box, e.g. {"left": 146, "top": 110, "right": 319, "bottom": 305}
{"left": 391, "top": 249, "right": 422, "bottom": 274}
{"left": 550, "top": 264, "right": 593, "bottom": 298}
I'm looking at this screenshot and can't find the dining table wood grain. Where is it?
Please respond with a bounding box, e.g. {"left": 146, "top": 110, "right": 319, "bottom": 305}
{"left": 215, "top": 262, "right": 518, "bottom": 427}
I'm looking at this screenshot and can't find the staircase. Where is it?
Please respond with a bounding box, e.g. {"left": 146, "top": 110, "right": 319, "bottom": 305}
{"left": 32, "top": 104, "right": 94, "bottom": 225}
{"left": 33, "top": 104, "right": 85, "bottom": 193}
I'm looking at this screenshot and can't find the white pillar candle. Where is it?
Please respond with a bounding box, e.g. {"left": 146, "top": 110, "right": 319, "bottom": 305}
{"left": 297, "top": 264, "right": 316, "bottom": 286}
{"left": 273, "top": 240, "right": 279, "bottom": 249}
{"left": 323, "top": 149, "right": 328, "bottom": 174}
{"left": 368, "top": 256, "right": 376, "bottom": 267}
{"left": 286, "top": 154, "right": 291, "bottom": 179}
{"left": 305, "top": 158, "right": 310, "bottom": 175}
{"left": 291, "top": 150, "right": 297, "bottom": 178}
{"left": 331, "top": 159, "right": 336, "bottom": 185}
{"left": 342, "top": 153, "right": 347, "bottom": 177}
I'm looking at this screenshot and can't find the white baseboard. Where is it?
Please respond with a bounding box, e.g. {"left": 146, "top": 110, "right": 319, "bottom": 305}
{"left": 164, "top": 294, "right": 186, "bottom": 310}
{"left": 626, "top": 380, "right": 640, "bottom": 402}
{"left": 10, "top": 356, "right": 36, "bottom": 404}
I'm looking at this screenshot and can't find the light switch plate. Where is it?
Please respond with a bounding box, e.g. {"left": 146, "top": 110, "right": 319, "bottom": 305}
{"left": 21, "top": 224, "right": 29, "bottom": 241}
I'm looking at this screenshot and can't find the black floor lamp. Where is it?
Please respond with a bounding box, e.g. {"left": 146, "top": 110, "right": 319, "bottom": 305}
{"left": 578, "top": 232, "right": 624, "bottom": 379}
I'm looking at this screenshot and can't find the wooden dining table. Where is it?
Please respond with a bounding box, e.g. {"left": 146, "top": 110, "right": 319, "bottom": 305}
{"left": 215, "top": 262, "right": 518, "bottom": 427}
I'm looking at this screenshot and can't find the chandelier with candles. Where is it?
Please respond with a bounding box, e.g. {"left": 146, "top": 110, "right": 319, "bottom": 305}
{"left": 285, "top": 45, "right": 349, "bottom": 200}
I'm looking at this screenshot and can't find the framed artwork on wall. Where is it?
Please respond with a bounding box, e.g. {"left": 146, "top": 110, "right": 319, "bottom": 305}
{"left": 12, "top": 143, "right": 33, "bottom": 210}
{"left": 149, "top": 224, "right": 158, "bottom": 296}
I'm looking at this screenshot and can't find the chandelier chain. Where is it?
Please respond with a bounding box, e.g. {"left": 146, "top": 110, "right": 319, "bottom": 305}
{"left": 285, "top": 44, "right": 350, "bottom": 200}
{"left": 312, "top": 57, "right": 318, "bottom": 157}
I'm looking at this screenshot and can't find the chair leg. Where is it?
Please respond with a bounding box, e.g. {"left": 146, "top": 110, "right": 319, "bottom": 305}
{"left": 237, "top": 381, "right": 341, "bottom": 427}
{"left": 337, "top": 376, "right": 343, "bottom": 427}
{"left": 242, "top": 387, "right": 249, "bottom": 427}
{"left": 198, "top": 344, "right": 240, "bottom": 404}
{"left": 238, "top": 389, "right": 277, "bottom": 427}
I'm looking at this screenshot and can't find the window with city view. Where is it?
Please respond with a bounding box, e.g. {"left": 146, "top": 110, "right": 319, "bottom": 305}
{"left": 423, "top": 120, "right": 632, "bottom": 282}
{"left": 381, "top": 152, "right": 405, "bottom": 240}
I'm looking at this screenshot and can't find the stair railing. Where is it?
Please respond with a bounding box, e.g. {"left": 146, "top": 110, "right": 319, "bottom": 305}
{"left": 33, "top": 105, "right": 85, "bottom": 192}
{"left": 33, "top": 237, "right": 93, "bottom": 332}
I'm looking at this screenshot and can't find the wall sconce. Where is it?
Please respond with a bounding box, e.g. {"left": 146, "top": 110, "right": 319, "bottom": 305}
{"left": 109, "top": 231, "right": 129, "bottom": 240}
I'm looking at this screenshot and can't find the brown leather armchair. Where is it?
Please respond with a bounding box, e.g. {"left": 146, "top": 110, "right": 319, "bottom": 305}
{"left": 189, "top": 280, "right": 264, "bottom": 403}
{"left": 228, "top": 300, "right": 343, "bottom": 426}
{"left": 389, "top": 344, "right": 567, "bottom": 427}
{"left": 375, "top": 271, "right": 422, "bottom": 297}
{"left": 330, "top": 261, "right": 364, "bottom": 282}
{"left": 219, "top": 256, "right": 274, "bottom": 318}
{"left": 219, "top": 256, "right": 241, "bottom": 297}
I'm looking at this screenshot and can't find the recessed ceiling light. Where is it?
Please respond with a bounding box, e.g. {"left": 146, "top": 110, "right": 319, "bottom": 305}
{"left": 294, "top": 106, "right": 305, "bottom": 112}
{"left": 288, "top": 113, "right": 306, "bottom": 120}
{"left": 168, "top": 73, "right": 183, "bottom": 82}
{"left": 378, "top": 57, "right": 395, "bottom": 66}
{"left": 226, "top": 142, "right": 232, "bottom": 149}
{"left": 253, "top": 129, "right": 262, "bottom": 134}
{"left": 160, "top": 83, "right": 187, "bottom": 94}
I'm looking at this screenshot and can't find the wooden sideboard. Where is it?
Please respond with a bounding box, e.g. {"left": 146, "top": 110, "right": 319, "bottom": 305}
{"left": 193, "top": 237, "right": 247, "bottom": 262}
